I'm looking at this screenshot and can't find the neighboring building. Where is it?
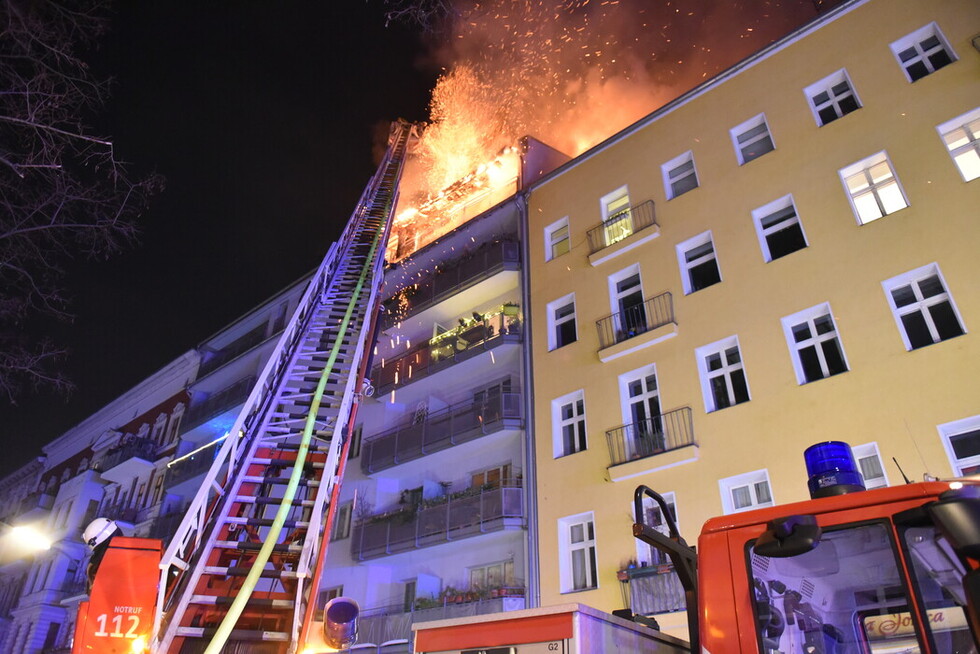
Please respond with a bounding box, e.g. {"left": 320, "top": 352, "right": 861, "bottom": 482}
{"left": 0, "top": 459, "right": 44, "bottom": 647}
{"left": 526, "top": 0, "right": 979, "bottom": 640}
{"left": 0, "top": 353, "right": 197, "bottom": 654}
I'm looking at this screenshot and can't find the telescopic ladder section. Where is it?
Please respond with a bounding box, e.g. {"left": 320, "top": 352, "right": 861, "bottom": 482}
{"left": 154, "top": 120, "right": 415, "bottom": 654}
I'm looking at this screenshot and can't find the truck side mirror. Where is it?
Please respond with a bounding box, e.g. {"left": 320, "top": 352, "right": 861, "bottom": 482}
{"left": 754, "top": 515, "right": 821, "bottom": 558}
{"left": 927, "top": 485, "right": 980, "bottom": 560}
{"left": 323, "top": 596, "right": 359, "bottom": 650}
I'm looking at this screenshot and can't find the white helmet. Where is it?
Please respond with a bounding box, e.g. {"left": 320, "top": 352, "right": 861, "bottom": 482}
{"left": 83, "top": 518, "right": 118, "bottom": 549}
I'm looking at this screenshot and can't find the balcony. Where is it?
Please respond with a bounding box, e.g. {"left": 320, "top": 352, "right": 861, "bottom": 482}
{"left": 197, "top": 323, "right": 267, "bottom": 378}
{"left": 596, "top": 291, "right": 675, "bottom": 351}
{"left": 586, "top": 200, "right": 658, "bottom": 263}
{"left": 381, "top": 240, "right": 520, "bottom": 330}
{"left": 361, "top": 392, "right": 522, "bottom": 474}
{"left": 17, "top": 490, "right": 55, "bottom": 521}
{"left": 98, "top": 438, "right": 156, "bottom": 484}
{"left": 165, "top": 448, "right": 217, "bottom": 489}
{"left": 605, "top": 407, "right": 696, "bottom": 481}
{"left": 372, "top": 307, "right": 523, "bottom": 396}
{"left": 100, "top": 502, "right": 139, "bottom": 525}
{"left": 183, "top": 375, "right": 256, "bottom": 431}
{"left": 148, "top": 507, "right": 187, "bottom": 541}
{"left": 351, "top": 482, "right": 524, "bottom": 561}
{"left": 624, "top": 564, "right": 686, "bottom": 616}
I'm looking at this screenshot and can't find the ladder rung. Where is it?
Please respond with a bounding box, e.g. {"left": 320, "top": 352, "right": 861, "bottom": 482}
{"left": 174, "top": 627, "right": 290, "bottom": 641}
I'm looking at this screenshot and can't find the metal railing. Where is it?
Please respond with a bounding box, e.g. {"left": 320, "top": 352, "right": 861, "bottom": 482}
{"left": 595, "top": 291, "right": 674, "bottom": 350}
{"left": 626, "top": 564, "right": 687, "bottom": 615}
{"left": 361, "top": 392, "right": 522, "bottom": 474}
{"left": 182, "top": 375, "right": 257, "bottom": 431}
{"left": 148, "top": 508, "right": 187, "bottom": 542}
{"left": 98, "top": 437, "right": 156, "bottom": 472}
{"left": 372, "top": 311, "right": 522, "bottom": 396}
{"left": 380, "top": 240, "right": 519, "bottom": 331}
{"left": 586, "top": 200, "right": 657, "bottom": 254}
{"left": 196, "top": 323, "right": 267, "bottom": 378}
{"left": 164, "top": 448, "right": 218, "bottom": 488}
{"left": 352, "top": 483, "right": 524, "bottom": 560}
{"left": 18, "top": 490, "right": 55, "bottom": 515}
{"left": 605, "top": 407, "right": 695, "bottom": 467}
{"left": 100, "top": 502, "right": 139, "bottom": 523}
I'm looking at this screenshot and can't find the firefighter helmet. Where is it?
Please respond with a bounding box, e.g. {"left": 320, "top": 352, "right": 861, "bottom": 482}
{"left": 82, "top": 518, "right": 118, "bottom": 549}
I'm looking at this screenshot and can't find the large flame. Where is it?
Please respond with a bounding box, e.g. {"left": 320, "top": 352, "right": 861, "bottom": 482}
{"left": 388, "top": 0, "right": 835, "bottom": 261}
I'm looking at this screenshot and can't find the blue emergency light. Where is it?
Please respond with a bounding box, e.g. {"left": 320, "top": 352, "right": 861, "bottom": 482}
{"left": 804, "top": 441, "right": 866, "bottom": 499}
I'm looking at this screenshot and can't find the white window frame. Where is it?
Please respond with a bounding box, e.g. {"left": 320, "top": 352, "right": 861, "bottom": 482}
{"left": 730, "top": 114, "right": 775, "bottom": 165}
{"left": 545, "top": 217, "right": 570, "bottom": 261}
{"left": 720, "top": 469, "right": 773, "bottom": 514}
{"left": 804, "top": 69, "right": 861, "bottom": 126}
{"left": 599, "top": 186, "right": 633, "bottom": 247}
{"left": 889, "top": 23, "right": 957, "bottom": 83}
{"left": 331, "top": 501, "right": 352, "bottom": 541}
{"left": 676, "top": 231, "right": 721, "bottom": 295}
{"left": 937, "top": 107, "right": 980, "bottom": 183}
{"left": 695, "top": 336, "right": 750, "bottom": 413}
{"left": 852, "top": 442, "right": 888, "bottom": 489}
{"left": 552, "top": 390, "right": 587, "bottom": 458}
{"left": 939, "top": 415, "right": 980, "bottom": 476}
{"left": 662, "top": 151, "right": 699, "bottom": 200}
{"left": 751, "top": 195, "right": 808, "bottom": 262}
{"left": 780, "top": 303, "right": 849, "bottom": 385}
{"left": 558, "top": 512, "right": 598, "bottom": 592}
{"left": 633, "top": 491, "right": 676, "bottom": 567}
{"left": 882, "top": 263, "right": 966, "bottom": 351}
{"left": 546, "top": 293, "right": 577, "bottom": 351}
{"left": 839, "top": 152, "right": 909, "bottom": 225}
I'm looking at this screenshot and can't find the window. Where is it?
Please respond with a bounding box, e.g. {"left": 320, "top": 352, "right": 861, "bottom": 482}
{"left": 620, "top": 365, "right": 663, "bottom": 458}
{"left": 331, "top": 502, "right": 352, "bottom": 541}
{"left": 634, "top": 491, "right": 676, "bottom": 567}
{"left": 781, "top": 304, "right": 848, "bottom": 384}
{"left": 804, "top": 70, "right": 860, "bottom": 126}
{"left": 600, "top": 186, "right": 633, "bottom": 247}
{"left": 471, "top": 463, "right": 512, "bottom": 489}
{"left": 347, "top": 424, "right": 362, "bottom": 460}
{"left": 852, "top": 442, "right": 887, "bottom": 489}
{"left": 469, "top": 560, "right": 514, "bottom": 590}
{"left": 751, "top": 195, "right": 807, "bottom": 261}
{"left": 552, "top": 390, "right": 587, "bottom": 458}
{"left": 882, "top": 264, "right": 965, "bottom": 350}
{"left": 547, "top": 294, "right": 577, "bottom": 350}
{"left": 939, "top": 416, "right": 980, "bottom": 476}
{"left": 677, "top": 232, "right": 721, "bottom": 294}
{"left": 609, "top": 265, "right": 647, "bottom": 339}
{"left": 890, "top": 23, "right": 955, "bottom": 82}
{"left": 696, "top": 336, "right": 750, "bottom": 412}
{"left": 318, "top": 586, "right": 343, "bottom": 611}
{"left": 662, "top": 151, "right": 699, "bottom": 199}
{"left": 731, "top": 114, "right": 775, "bottom": 165}
{"left": 545, "top": 217, "right": 570, "bottom": 261}
{"left": 559, "top": 513, "right": 597, "bottom": 592}
{"left": 720, "top": 469, "right": 772, "bottom": 514}
{"left": 840, "top": 152, "right": 908, "bottom": 224}
{"left": 938, "top": 107, "right": 980, "bottom": 182}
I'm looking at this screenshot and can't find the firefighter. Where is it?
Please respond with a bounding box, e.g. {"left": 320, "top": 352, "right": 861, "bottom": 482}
{"left": 82, "top": 517, "right": 122, "bottom": 590}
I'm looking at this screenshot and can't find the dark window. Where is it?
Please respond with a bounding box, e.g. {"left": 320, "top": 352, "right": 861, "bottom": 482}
{"left": 760, "top": 206, "right": 806, "bottom": 260}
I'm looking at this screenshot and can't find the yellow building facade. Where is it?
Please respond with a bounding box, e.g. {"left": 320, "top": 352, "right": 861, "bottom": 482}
{"left": 526, "top": 0, "right": 980, "bottom": 639}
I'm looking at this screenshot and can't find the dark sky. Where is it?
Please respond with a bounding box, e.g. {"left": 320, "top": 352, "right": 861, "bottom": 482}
{"left": 0, "top": 2, "right": 436, "bottom": 476}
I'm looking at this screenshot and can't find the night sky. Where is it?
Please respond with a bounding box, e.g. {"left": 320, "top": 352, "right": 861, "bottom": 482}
{"left": 0, "top": 2, "right": 436, "bottom": 476}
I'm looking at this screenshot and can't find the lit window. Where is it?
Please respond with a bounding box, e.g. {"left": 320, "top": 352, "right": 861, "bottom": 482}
{"left": 696, "top": 336, "right": 750, "bottom": 412}
{"left": 751, "top": 195, "right": 807, "bottom": 262}
{"left": 662, "top": 151, "right": 699, "bottom": 199}
{"left": 852, "top": 442, "right": 888, "bottom": 489}
{"left": 939, "top": 416, "right": 980, "bottom": 476}
{"left": 552, "top": 390, "right": 587, "bottom": 458}
{"left": 804, "top": 70, "right": 861, "bottom": 126}
{"left": 938, "top": 107, "right": 980, "bottom": 182}
{"left": 547, "top": 294, "right": 577, "bottom": 350}
{"left": 840, "top": 152, "right": 908, "bottom": 224}
{"left": 545, "top": 217, "right": 570, "bottom": 261}
{"left": 882, "top": 264, "right": 965, "bottom": 351}
{"left": 600, "top": 186, "right": 633, "bottom": 247}
{"left": 331, "top": 502, "right": 352, "bottom": 540}
{"left": 781, "top": 304, "right": 848, "bottom": 384}
{"left": 559, "top": 513, "right": 597, "bottom": 592}
{"left": 677, "top": 231, "right": 721, "bottom": 294}
{"left": 720, "top": 469, "right": 773, "bottom": 514}
{"left": 890, "top": 23, "right": 956, "bottom": 82}
{"left": 731, "top": 114, "right": 775, "bottom": 165}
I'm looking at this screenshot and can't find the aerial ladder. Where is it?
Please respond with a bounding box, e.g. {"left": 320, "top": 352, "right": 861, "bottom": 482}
{"left": 147, "top": 120, "right": 416, "bottom": 654}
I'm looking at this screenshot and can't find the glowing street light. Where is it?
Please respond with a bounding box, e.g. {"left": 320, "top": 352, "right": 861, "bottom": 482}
{"left": 1, "top": 521, "right": 53, "bottom": 553}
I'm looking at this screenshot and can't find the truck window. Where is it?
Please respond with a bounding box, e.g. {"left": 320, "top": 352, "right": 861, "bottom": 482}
{"left": 748, "top": 522, "right": 923, "bottom": 653}
{"left": 900, "top": 525, "right": 977, "bottom": 653}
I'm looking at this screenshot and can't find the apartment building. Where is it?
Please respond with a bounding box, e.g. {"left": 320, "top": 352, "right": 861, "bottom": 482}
{"left": 526, "top": 0, "right": 980, "bottom": 640}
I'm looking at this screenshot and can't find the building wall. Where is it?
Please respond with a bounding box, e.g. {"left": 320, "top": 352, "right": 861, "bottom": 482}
{"left": 526, "top": 0, "right": 980, "bottom": 638}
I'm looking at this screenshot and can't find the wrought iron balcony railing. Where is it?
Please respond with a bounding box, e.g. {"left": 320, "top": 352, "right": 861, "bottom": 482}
{"left": 351, "top": 483, "right": 523, "bottom": 561}
{"left": 381, "top": 240, "right": 519, "bottom": 330}
{"left": 361, "top": 392, "right": 522, "bottom": 474}
{"left": 595, "top": 291, "right": 674, "bottom": 350}
{"left": 182, "top": 375, "right": 256, "bottom": 431}
{"left": 165, "top": 447, "right": 218, "bottom": 488}
{"left": 100, "top": 502, "right": 139, "bottom": 524}
{"left": 372, "top": 308, "right": 522, "bottom": 395}
{"left": 586, "top": 200, "right": 657, "bottom": 254}
{"left": 605, "top": 407, "right": 694, "bottom": 467}
{"left": 98, "top": 437, "right": 156, "bottom": 473}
